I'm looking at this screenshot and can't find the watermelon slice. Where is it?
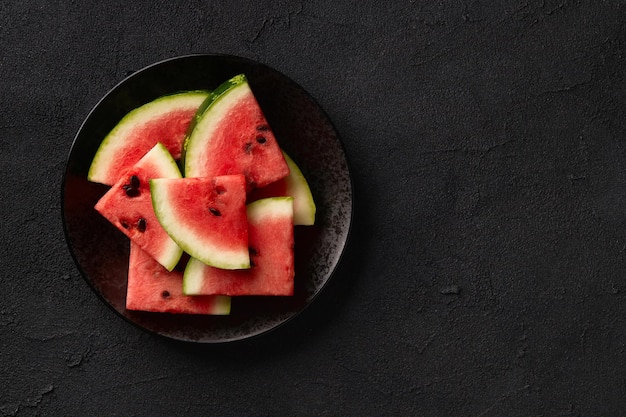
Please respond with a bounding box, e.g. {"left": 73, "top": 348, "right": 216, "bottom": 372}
{"left": 150, "top": 175, "right": 250, "bottom": 270}
{"left": 88, "top": 91, "right": 209, "bottom": 185}
{"left": 126, "top": 242, "right": 230, "bottom": 314}
{"left": 94, "top": 143, "right": 183, "bottom": 271}
{"left": 184, "top": 74, "right": 290, "bottom": 190}
{"left": 248, "top": 151, "right": 316, "bottom": 225}
{"left": 183, "top": 197, "right": 295, "bottom": 296}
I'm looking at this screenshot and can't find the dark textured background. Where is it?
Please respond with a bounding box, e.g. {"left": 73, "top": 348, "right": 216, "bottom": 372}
{"left": 2, "top": 1, "right": 626, "bottom": 416}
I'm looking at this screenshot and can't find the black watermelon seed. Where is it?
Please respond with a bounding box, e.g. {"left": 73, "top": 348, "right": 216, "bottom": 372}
{"left": 130, "top": 175, "right": 140, "bottom": 189}
{"left": 257, "top": 125, "right": 269, "bottom": 131}
{"left": 161, "top": 290, "right": 170, "bottom": 298}
{"left": 209, "top": 208, "right": 221, "bottom": 216}
{"left": 124, "top": 186, "right": 140, "bottom": 197}
{"left": 256, "top": 136, "right": 267, "bottom": 144}
{"left": 137, "top": 218, "right": 147, "bottom": 232}
{"left": 120, "top": 220, "right": 130, "bottom": 229}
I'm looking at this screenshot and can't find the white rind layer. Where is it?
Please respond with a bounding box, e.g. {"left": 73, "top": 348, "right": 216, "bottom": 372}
{"left": 134, "top": 143, "right": 183, "bottom": 271}
{"left": 183, "top": 258, "right": 206, "bottom": 295}
{"left": 247, "top": 196, "right": 294, "bottom": 225}
{"left": 282, "top": 152, "right": 316, "bottom": 226}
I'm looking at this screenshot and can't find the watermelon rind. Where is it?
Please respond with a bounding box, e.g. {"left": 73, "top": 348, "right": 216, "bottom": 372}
{"left": 247, "top": 196, "right": 295, "bottom": 224}
{"left": 180, "top": 76, "right": 248, "bottom": 169}
{"left": 281, "top": 152, "right": 316, "bottom": 225}
{"left": 147, "top": 142, "right": 183, "bottom": 179}
{"left": 189, "top": 74, "right": 244, "bottom": 122}
{"left": 183, "top": 258, "right": 209, "bottom": 295}
{"left": 183, "top": 76, "right": 247, "bottom": 178}
{"left": 183, "top": 196, "right": 295, "bottom": 296}
{"left": 183, "top": 258, "right": 205, "bottom": 296}
{"left": 150, "top": 176, "right": 251, "bottom": 270}
{"left": 250, "top": 151, "right": 316, "bottom": 226}
{"left": 184, "top": 76, "right": 243, "bottom": 134}
{"left": 88, "top": 90, "right": 210, "bottom": 185}
{"left": 180, "top": 91, "right": 215, "bottom": 169}
{"left": 145, "top": 144, "right": 185, "bottom": 271}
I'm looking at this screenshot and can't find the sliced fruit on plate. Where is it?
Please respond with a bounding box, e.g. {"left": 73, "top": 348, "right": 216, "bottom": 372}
{"left": 88, "top": 90, "right": 209, "bottom": 185}
{"left": 248, "top": 151, "right": 316, "bottom": 225}
{"left": 183, "top": 197, "right": 295, "bottom": 296}
{"left": 150, "top": 175, "right": 250, "bottom": 270}
{"left": 126, "top": 242, "right": 231, "bottom": 315}
{"left": 94, "top": 143, "right": 183, "bottom": 271}
{"left": 183, "top": 74, "right": 289, "bottom": 191}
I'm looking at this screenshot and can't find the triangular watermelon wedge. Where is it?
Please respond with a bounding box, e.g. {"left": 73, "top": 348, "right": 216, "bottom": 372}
{"left": 183, "top": 197, "right": 295, "bottom": 296}
{"left": 88, "top": 91, "right": 210, "bottom": 186}
{"left": 150, "top": 175, "right": 250, "bottom": 270}
{"left": 94, "top": 143, "right": 183, "bottom": 271}
{"left": 183, "top": 74, "right": 290, "bottom": 191}
{"left": 126, "top": 242, "right": 230, "bottom": 315}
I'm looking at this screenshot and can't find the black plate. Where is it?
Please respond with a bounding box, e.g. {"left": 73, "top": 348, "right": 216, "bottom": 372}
{"left": 61, "top": 55, "right": 353, "bottom": 343}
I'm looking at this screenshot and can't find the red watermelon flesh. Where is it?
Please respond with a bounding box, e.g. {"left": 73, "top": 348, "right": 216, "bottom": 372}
{"left": 126, "top": 242, "right": 230, "bottom": 314}
{"left": 88, "top": 91, "right": 209, "bottom": 186}
{"left": 183, "top": 197, "right": 295, "bottom": 296}
{"left": 150, "top": 175, "right": 250, "bottom": 270}
{"left": 94, "top": 143, "right": 182, "bottom": 271}
{"left": 184, "top": 74, "right": 289, "bottom": 191}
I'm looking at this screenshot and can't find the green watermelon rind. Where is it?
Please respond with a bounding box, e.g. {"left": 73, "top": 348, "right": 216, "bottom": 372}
{"left": 280, "top": 152, "right": 316, "bottom": 226}
{"left": 182, "top": 259, "right": 206, "bottom": 295}
{"left": 149, "top": 142, "right": 184, "bottom": 179}
{"left": 180, "top": 91, "right": 215, "bottom": 169}
{"left": 183, "top": 75, "right": 249, "bottom": 178}
{"left": 182, "top": 196, "right": 294, "bottom": 296}
{"left": 186, "top": 75, "right": 244, "bottom": 127}
{"left": 246, "top": 196, "right": 295, "bottom": 224}
{"left": 181, "top": 75, "right": 247, "bottom": 170}
{"left": 88, "top": 90, "right": 210, "bottom": 185}
{"left": 146, "top": 143, "right": 185, "bottom": 271}
{"left": 248, "top": 150, "right": 316, "bottom": 225}
{"left": 149, "top": 177, "right": 251, "bottom": 271}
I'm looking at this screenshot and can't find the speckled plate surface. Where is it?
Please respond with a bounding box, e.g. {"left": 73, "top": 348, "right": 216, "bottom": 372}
{"left": 61, "top": 55, "right": 353, "bottom": 343}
